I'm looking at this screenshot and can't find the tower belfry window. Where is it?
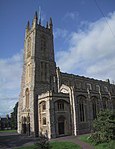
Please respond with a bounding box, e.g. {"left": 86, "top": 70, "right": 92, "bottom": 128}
{"left": 27, "top": 37, "right": 31, "bottom": 58}
{"left": 41, "top": 35, "right": 46, "bottom": 57}
{"left": 40, "top": 62, "right": 49, "bottom": 82}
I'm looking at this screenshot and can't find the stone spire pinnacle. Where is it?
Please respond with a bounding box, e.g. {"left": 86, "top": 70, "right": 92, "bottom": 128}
{"left": 34, "top": 11, "right": 38, "bottom": 20}
{"left": 49, "top": 17, "right": 53, "bottom": 26}
{"left": 32, "top": 11, "right": 38, "bottom": 28}
{"left": 49, "top": 17, "right": 53, "bottom": 32}
{"left": 26, "top": 21, "right": 30, "bottom": 29}
{"left": 25, "top": 20, "right": 30, "bottom": 35}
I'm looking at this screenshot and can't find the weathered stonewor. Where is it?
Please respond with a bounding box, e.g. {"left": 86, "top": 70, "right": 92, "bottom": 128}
{"left": 18, "top": 11, "right": 115, "bottom": 138}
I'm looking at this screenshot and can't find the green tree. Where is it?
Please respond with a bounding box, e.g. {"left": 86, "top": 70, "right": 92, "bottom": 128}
{"left": 91, "top": 109, "right": 115, "bottom": 144}
{"left": 10, "top": 102, "right": 18, "bottom": 129}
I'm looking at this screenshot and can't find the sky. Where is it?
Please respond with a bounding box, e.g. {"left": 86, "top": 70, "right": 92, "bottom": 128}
{"left": 0, "top": 0, "right": 115, "bottom": 117}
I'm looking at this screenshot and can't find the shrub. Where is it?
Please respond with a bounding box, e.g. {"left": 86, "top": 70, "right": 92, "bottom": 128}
{"left": 91, "top": 109, "right": 115, "bottom": 144}
{"left": 35, "top": 133, "right": 50, "bottom": 149}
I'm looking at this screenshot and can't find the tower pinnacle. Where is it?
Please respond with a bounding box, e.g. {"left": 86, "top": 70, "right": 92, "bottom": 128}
{"left": 34, "top": 11, "right": 38, "bottom": 20}
{"left": 49, "top": 17, "right": 53, "bottom": 32}
{"left": 32, "top": 11, "right": 38, "bottom": 28}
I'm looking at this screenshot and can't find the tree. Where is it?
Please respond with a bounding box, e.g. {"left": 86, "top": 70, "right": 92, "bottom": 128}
{"left": 91, "top": 109, "right": 115, "bottom": 144}
{"left": 10, "top": 102, "right": 18, "bottom": 129}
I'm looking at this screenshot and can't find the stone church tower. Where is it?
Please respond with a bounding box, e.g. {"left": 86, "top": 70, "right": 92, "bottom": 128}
{"left": 18, "top": 12, "right": 115, "bottom": 138}
{"left": 18, "top": 12, "right": 56, "bottom": 136}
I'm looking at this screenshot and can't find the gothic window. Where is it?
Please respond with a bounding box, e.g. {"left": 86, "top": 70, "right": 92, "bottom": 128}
{"left": 25, "top": 88, "right": 29, "bottom": 108}
{"left": 79, "top": 102, "right": 84, "bottom": 122}
{"left": 27, "top": 37, "right": 31, "bottom": 58}
{"left": 57, "top": 100, "right": 64, "bottom": 110}
{"left": 91, "top": 97, "right": 98, "bottom": 119}
{"left": 78, "top": 96, "right": 87, "bottom": 122}
{"left": 41, "top": 35, "right": 46, "bottom": 57}
{"left": 42, "top": 101, "right": 46, "bottom": 111}
{"left": 40, "top": 62, "right": 49, "bottom": 82}
{"left": 42, "top": 117, "right": 46, "bottom": 125}
{"left": 102, "top": 97, "right": 108, "bottom": 109}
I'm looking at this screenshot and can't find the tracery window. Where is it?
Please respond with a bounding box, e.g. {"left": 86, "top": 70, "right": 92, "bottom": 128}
{"left": 40, "top": 62, "right": 49, "bottom": 82}
{"left": 57, "top": 100, "right": 64, "bottom": 110}
{"left": 78, "top": 96, "right": 87, "bottom": 122}
{"left": 41, "top": 35, "right": 46, "bottom": 56}
{"left": 102, "top": 97, "right": 108, "bottom": 109}
{"left": 91, "top": 97, "right": 98, "bottom": 119}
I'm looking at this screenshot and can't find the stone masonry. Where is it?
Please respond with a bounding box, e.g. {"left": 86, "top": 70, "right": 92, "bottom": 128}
{"left": 18, "top": 12, "right": 115, "bottom": 138}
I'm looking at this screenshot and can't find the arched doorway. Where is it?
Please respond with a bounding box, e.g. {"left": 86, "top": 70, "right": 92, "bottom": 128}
{"left": 21, "top": 115, "right": 30, "bottom": 135}
{"left": 58, "top": 116, "right": 65, "bottom": 135}
{"left": 22, "top": 117, "right": 27, "bottom": 134}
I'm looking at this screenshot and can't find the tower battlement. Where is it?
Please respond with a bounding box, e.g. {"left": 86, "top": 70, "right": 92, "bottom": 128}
{"left": 26, "top": 12, "right": 53, "bottom": 37}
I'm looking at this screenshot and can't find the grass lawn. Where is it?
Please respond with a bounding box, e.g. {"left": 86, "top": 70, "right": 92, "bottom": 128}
{"left": 0, "top": 129, "right": 17, "bottom": 133}
{"left": 79, "top": 134, "right": 115, "bottom": 149}
{"left": 17, "top": 141, "right": 81, "bottom": 149}
{"left": 50, "top": 142, "right": 81, "bottom": 149}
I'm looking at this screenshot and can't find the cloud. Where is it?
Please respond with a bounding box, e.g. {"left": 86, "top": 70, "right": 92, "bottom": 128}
{"left": 54, "top": 28, "right": 68, "bottom": 39}
{"left": 56, "top": 12, "right": 115, "bottom": 82}
{"left": 64, "top": 11, "right": 79, "bottom": 20}
{"left": 0, "top": 98, "right": 18, "bottom": 117}
{"left": 0, "top": 51, "right": 23, "bottom": 117}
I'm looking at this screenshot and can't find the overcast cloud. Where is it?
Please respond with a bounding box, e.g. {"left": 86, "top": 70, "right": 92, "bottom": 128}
{"left": 56, "top": 12, "right": 115, "bottom": 81}
{"left": 0, "top": 52, "right": 22, "bottom": 116}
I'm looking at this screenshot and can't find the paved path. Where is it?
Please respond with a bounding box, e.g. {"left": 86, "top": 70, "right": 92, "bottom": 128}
{"left": 51, "top": 135, "right": 94, "bottom": 149}
{"left": 0, "top": 132, "right": 37, "bottom": 149}
{"left": 0, "top": 132, "right": 94, "bottom": 149}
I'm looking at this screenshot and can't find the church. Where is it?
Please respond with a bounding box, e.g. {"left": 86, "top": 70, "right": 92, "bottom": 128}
{"left": 18, "top": 12, "right": 115, "bottom": 138}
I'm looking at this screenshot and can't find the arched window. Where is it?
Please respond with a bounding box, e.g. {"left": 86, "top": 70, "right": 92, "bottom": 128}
{"left": 91, "top": 97, "right": 98, "bottom": 119}
{"left": 102, "top": 97, "right": 108, "bottom": 109}
{"left": 42, "top": 101, "right": 46, "bottom": 111}
{"left": 57, "top": 100, "right": 64, "bottom": 110}
{"left": 25, "top": 88, "right": 29, "bottom": 108}
{"left": 41, "top": 35, "right": 46, "bottom": 52}
{"left": 42, "top": 117, "right": 46, "bottom": 125}
{"left": 78, "top": 96, "right": 87, "bottom": 122}
{"left": 27, "top": 37, "right": 31, "bottom": 58}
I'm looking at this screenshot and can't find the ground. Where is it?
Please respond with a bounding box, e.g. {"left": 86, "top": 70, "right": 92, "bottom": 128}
{"left": 0, "top": 132, "right": 94, "bottom": 149}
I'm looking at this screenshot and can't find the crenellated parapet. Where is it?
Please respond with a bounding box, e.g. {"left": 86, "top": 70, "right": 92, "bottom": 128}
{"left": 25, "top": 11, "right": 53, "bottom": 38}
